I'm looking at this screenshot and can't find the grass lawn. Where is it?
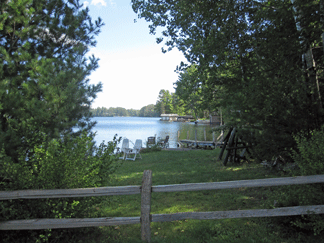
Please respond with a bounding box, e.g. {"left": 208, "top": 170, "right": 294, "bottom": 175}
{"left": 80, "top": 149, "right": 324, "bottom": 243}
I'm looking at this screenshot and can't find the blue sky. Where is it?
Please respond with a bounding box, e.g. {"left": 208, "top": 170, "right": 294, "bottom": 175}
{"left": 82, "top": 0, "right": 185, "bottom": 110}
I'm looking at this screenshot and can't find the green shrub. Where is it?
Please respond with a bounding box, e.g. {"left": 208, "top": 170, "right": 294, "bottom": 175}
{"left": 272, "top": 127, "right": 324, "bottom": 236}
{"left": 292, "top": 127, "right": 324, "bottom": 175}
{"left": 0, "top": 132, "right": 120, "bottom": 242}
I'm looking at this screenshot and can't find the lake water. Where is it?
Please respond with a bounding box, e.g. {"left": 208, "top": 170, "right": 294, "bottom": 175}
{"left": 92, "top": 117, "right": 217, "bottom": 148}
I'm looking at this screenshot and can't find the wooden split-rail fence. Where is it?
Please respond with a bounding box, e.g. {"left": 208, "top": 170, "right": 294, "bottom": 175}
{"left": 1, "top": 171, "right": 324, "bottom": 242}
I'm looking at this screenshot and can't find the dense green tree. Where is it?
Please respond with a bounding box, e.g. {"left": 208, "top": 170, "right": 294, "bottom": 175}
{"left": 175, "top": 64, "right": 221, "bottom": 119}
{"left": 175, "top": 65, "right": 204, "bottom": 118}
{"left": 155, "top": 89, "right": 174, "bottom": 114}
{"left": 0, "top": 0, "right": 103, "bottom": 162}
{"left": 139, "top": 104, "right": 159, "bottom": 117}
{"left": 171, "top": 92, "right": 186, "bottom": 116}
{"left": 132, "top": 0, "right": 324, "bottom": 160}
{"left": 128, "top": 108, "right": 140, "bottom": 116}
{"left": 0, "top": 1, "right": 119, "bottom": 241}
{"left": 114, "top": 107, "right": 128, "bottom": 116}
{"left": 132, "top": 0, "right": 324, "bottom": 234}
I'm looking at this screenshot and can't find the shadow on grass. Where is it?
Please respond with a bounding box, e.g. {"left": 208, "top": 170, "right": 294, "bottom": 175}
{"left": 81, "top": 149, "right": 322, "bottom": 243}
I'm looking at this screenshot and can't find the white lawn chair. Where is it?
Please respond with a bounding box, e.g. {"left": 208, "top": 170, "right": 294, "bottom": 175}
{"left": 125, "top": 139, "right": 142, "bottom": 161}
{"left": 119, "top": 138, "right": 131, "bottom": 160}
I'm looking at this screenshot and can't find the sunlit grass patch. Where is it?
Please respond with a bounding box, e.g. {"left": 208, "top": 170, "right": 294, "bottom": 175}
{"left": 102, "top": 194, "right": 141, "bottom": 217}
{"left": 82, "top": 149, "right": 324, "bottom": 243}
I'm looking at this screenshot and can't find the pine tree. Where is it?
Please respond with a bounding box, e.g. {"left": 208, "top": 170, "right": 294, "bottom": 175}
{"left": 0, "top": 0, "right": 104, "bottom": 161}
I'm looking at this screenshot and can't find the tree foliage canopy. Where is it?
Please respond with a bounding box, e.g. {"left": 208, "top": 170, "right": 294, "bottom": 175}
{"left": 155, "top": 89, "right": 174, "bottom": 114}
{"left": 0, "top": 0, "right": 104, "bottom": 162}
{"left": 0, "top": 1, "right": 120, "bottom": 241}
{"left": 132, "top": 1, "right": 324, "bottom": 234}
{"left": 132, "top": 0, "right": 324, "bottom": 160}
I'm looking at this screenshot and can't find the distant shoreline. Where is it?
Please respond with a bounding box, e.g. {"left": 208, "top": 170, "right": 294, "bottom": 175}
{"left": 92, "top": 116, "right": 158, "bottom": 118}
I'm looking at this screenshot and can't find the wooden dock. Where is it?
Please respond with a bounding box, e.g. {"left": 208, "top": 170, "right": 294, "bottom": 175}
{"left": 177, "top": 128, "right": 224, "bottom": 149}
{"left": 162, "top": 147, "right": 193, "bottom": 151}
{"left": 179, "top": 139, "right": 219, "bottom": 148}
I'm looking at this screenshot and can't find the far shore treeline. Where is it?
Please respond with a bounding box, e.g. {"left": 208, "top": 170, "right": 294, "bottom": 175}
{"left": 91, "top": 104, "right": 159, "bottom": 117}
{"left": 91, "top": 88, "right": 215, "bottom": 119}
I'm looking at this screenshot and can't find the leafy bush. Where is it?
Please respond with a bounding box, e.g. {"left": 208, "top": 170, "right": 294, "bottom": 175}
{"left": 0, "top": 132, "right": 120, "bottom": 242}
{"left": 271, "top": 127, "right": 324, "bottom": 236}
{"left": 292, "top": 127, "right": 324, "bottom": 175}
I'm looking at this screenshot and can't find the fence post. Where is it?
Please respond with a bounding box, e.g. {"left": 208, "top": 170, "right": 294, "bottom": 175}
{"left": 141, "top": 170, "right": 152, "bottom": 242}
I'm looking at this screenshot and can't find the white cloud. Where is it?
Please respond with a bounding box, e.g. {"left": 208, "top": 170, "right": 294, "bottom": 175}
{"left": 83, "top": 1, "right": 89, "bottom": 8}
{"left": 91, "top": 0, "right": 107, "bottom": 6}
{"left": 108, "top": 0, "right": 116, "bottom": 7}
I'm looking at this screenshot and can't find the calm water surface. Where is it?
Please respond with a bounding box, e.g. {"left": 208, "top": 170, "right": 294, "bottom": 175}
{"left": 92, "top": 117, "right": 216, "bottom": 148}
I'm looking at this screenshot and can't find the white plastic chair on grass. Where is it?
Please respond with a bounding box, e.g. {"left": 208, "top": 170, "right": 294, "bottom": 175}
{"left": 125, "top": 139, "right": 142, "bottom": 161}
{"left": 119, "top": 138, "right": 131, "bottom": 160}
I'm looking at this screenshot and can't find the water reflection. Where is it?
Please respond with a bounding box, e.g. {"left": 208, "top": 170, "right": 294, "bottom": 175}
{"left": 92, "top": 117, "right": 217, "bottom": 148}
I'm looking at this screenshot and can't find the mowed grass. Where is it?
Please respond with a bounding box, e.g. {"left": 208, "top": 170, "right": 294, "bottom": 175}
{"left": 82, "top": 149, "right": 324, "bottom": 243}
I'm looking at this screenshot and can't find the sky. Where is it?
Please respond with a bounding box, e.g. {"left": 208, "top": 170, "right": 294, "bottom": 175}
{"left": 81, "top": 0, "right": 186, "bottom": 110}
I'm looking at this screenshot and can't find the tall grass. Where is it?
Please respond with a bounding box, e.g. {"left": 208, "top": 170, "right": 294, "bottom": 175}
{"left": 80, "top": 149, "right": 324, "bottom": 243}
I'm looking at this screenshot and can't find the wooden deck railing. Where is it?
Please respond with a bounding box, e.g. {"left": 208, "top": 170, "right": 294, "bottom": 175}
{"left": 1, "top": 172, "right": 324, "bottom": 242}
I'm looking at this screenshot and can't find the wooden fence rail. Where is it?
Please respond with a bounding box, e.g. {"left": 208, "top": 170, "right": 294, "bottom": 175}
{"left": 1, "top": 172, "right": 324, "bottom": 242}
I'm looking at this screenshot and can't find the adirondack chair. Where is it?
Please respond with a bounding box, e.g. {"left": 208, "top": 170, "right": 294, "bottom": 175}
{"left": 147, "top": 136, "right": 156, "bottom": 148}
{"left": 159, "top": 135, "right": 169, "bottom": 148}
{"left": 126, "top": 139, "right": 142, "bottom": 161}
{"left": 119, "top": 138, "right": 131, "bottom": 160}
